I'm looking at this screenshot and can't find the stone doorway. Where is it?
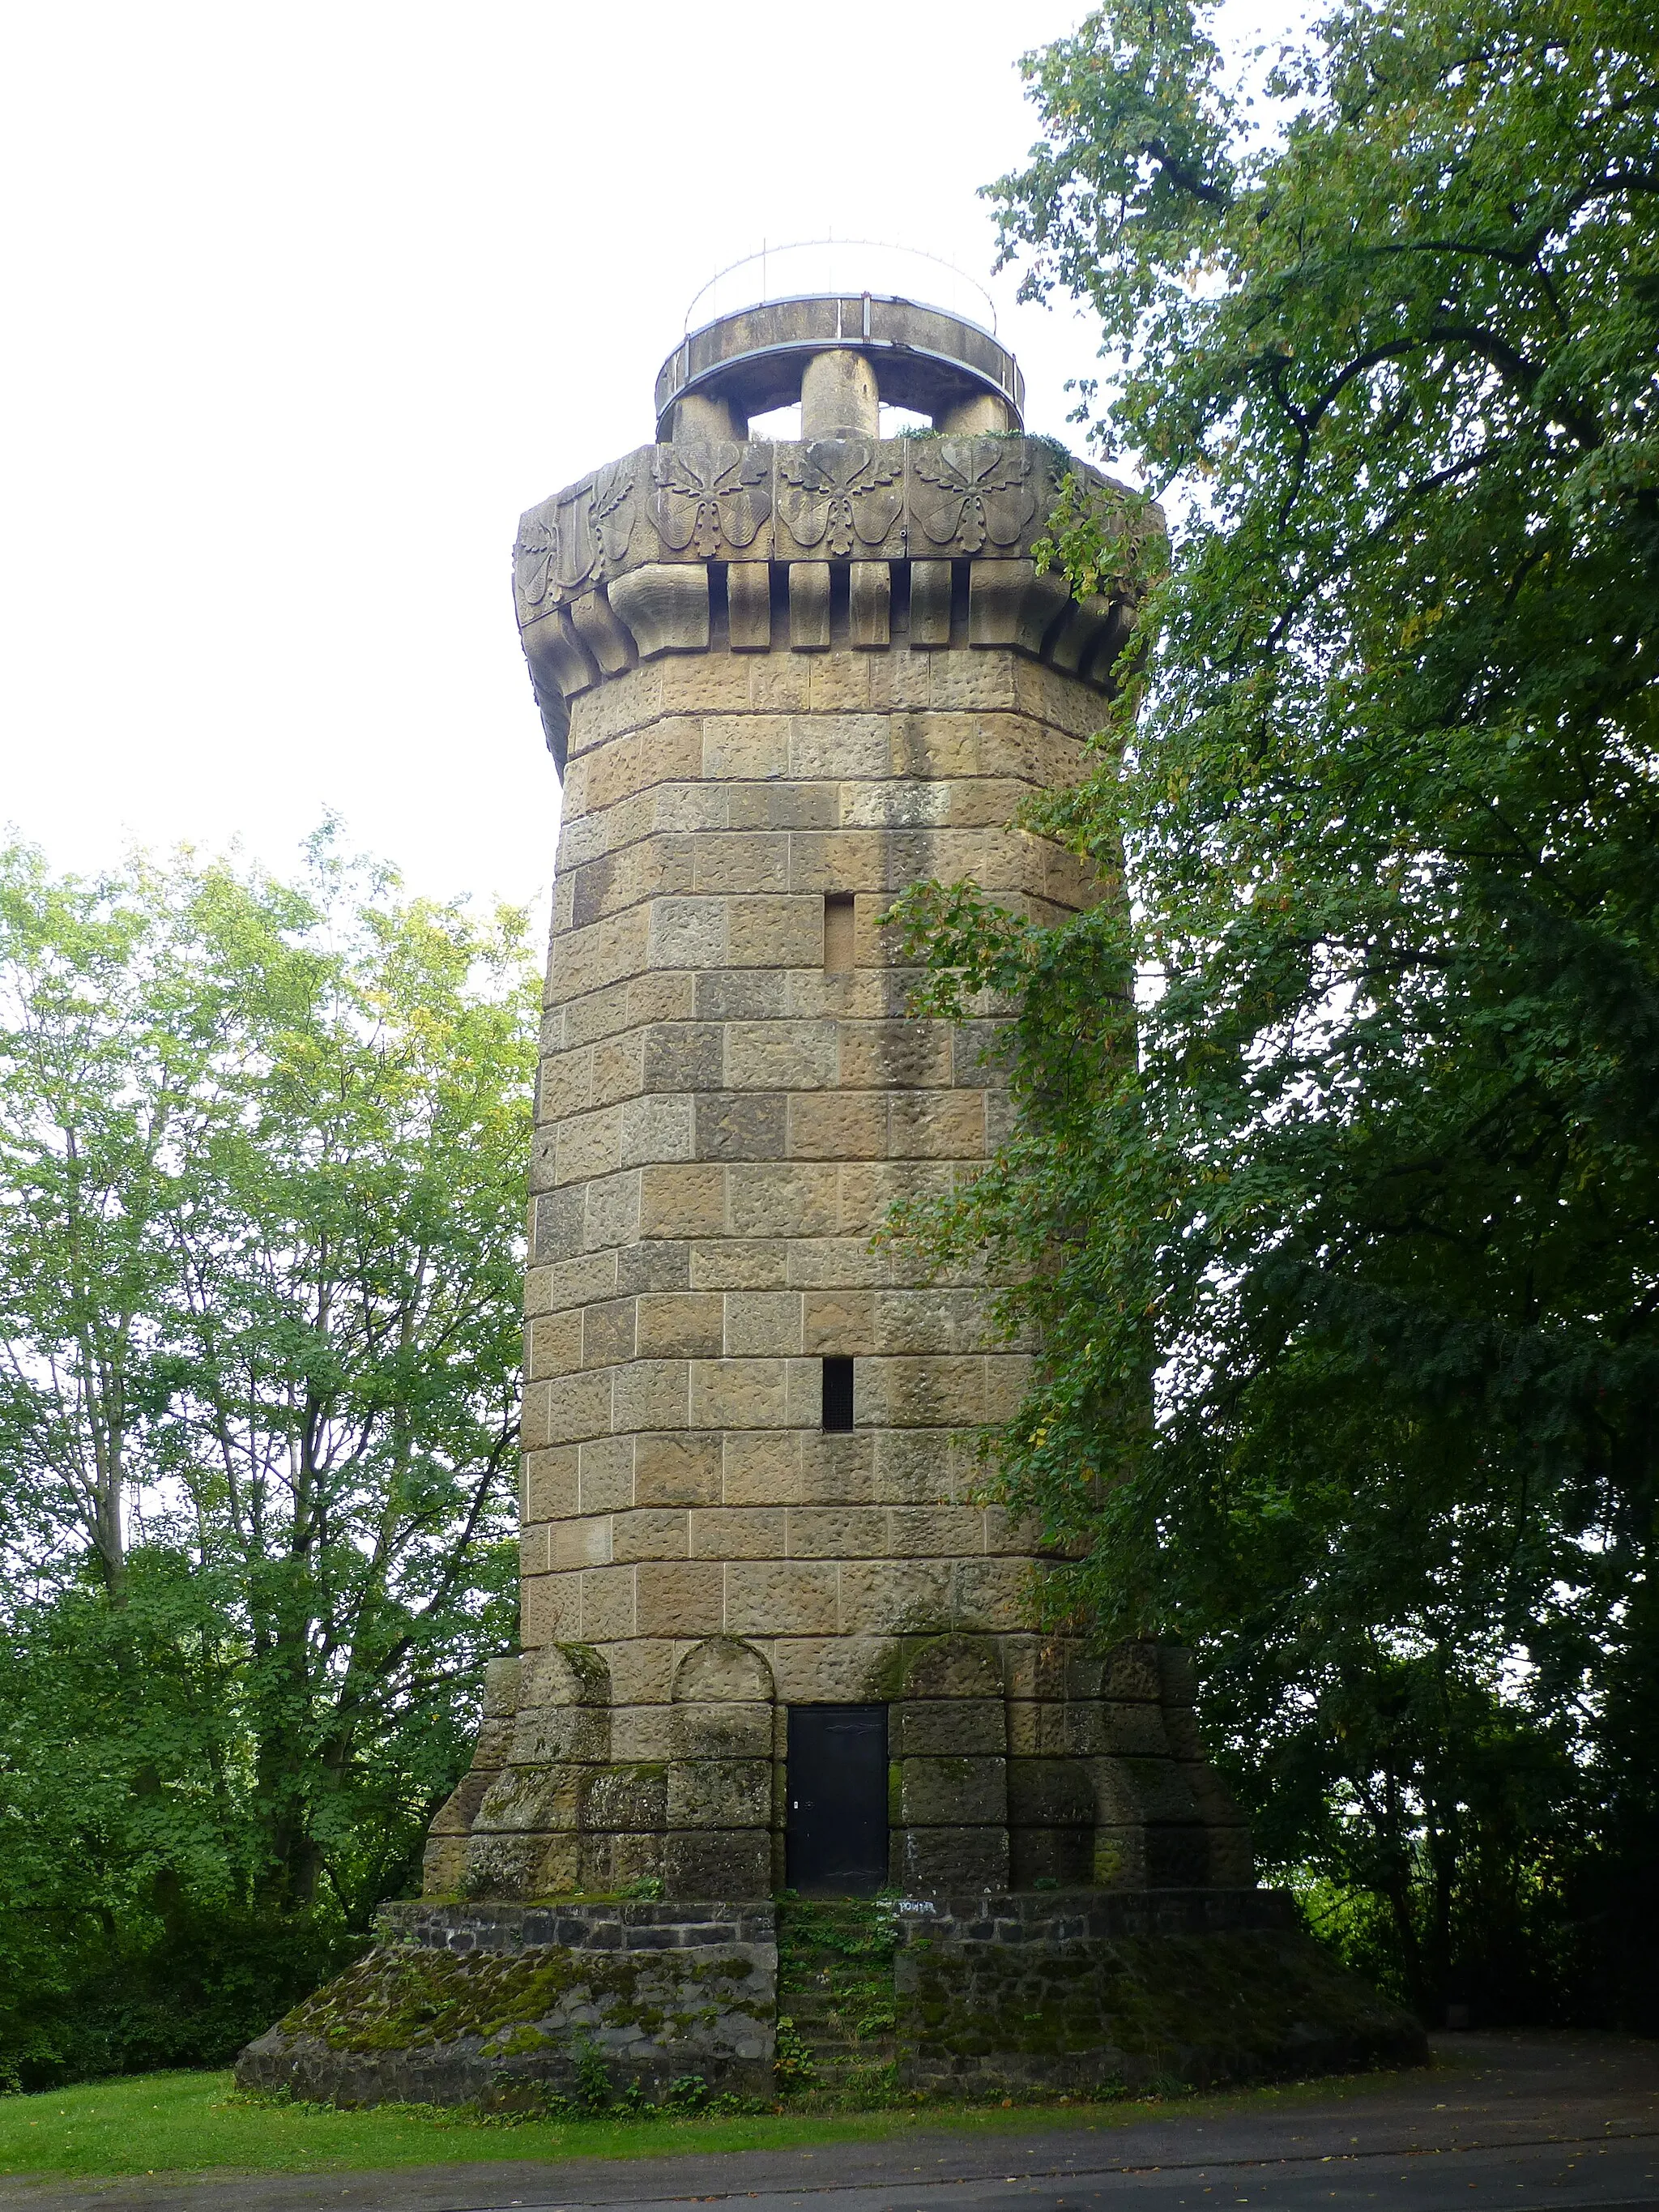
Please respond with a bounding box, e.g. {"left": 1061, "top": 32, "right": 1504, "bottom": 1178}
{"left": 786, "top": 1704, "right": 889, "bottom": 1894}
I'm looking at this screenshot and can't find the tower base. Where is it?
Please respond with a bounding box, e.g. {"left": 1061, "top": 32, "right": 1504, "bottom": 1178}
{"left": 234, "top": 1890, "right": 1424, "bottom": 2109}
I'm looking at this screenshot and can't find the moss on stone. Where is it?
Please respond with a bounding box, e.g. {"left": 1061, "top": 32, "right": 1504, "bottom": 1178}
{"left": 777, "top": 1895, "right": 898, "bottom": 2071}
{"left": 902, "top": 1928, "right": 1420, "bottom": 2080}
{"left": 275, "top": 1943, "right": 762, "bottom": 2057}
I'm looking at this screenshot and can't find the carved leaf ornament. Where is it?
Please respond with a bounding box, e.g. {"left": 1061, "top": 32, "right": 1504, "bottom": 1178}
{"left": 650, "top": 441, "right": 772, "bottom": 559}
{"left": 514, "top": 459, "right": 638, "bottom": 615}
{"left": 910, "top": 435, "right": 1038, "bottom": 554}
{"left": 513, "top": 511, "right": 558, "bottom": 613}
{"left": 778, "top": 438, "right": 902, "bottom": 557}
{"left": 585, "top": 459, "right": 638, "bottom": 576}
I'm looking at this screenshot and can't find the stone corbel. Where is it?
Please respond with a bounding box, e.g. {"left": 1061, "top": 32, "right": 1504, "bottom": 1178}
{"left": 727, "top": 562, "right": 771, "bottom": 651}
{"left": 566, "top": 586, "right": 635, "bottom": 677}
{"left": 608, "top": 563, "right": 711, "bottom": 658}
{"left": 909, "top": 559, "right": 953, "bottom": 647}
{"left": 1085, "top": 597, "right": 1140, "bottom": 689}
{"left": 534, "top": 682, "right": 569, "bottom": 775}
{"left": 967, "top": 560, "right": 1075, "bottom": 655}
{"left": 522, "top": 604, "right": 599, "bottom": 700}
{"left": 788, "top": 562, "right": 831, "bottom": 651}
{"left": 1043, "top": 596, "right": 1105, "bottom": 678}
{"left": 849, "top": 562, "right": 891, "bottom": 648}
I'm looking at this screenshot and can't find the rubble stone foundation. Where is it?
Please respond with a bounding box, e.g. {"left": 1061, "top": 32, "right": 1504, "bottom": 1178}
{"left": 236, "top": 1890, "right": 1423, "bottom": 2108}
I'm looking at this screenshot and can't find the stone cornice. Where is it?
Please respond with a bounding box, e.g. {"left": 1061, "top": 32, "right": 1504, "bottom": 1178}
{"left": 517, "top": 436, "right": 1157, "bottom": 771}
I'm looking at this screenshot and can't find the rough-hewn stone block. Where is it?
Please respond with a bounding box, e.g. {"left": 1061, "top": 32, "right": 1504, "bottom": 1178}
{"left": 722, "top": 1290, "right": 803, "bottom": 1356}
{"left": 635, "top": 1292, "right": 723, "bottom": 1359}
{"left": 665, "top": 1827, "right": 771, "bottom": 1899}
{"left": 893, "top": 1700, "right": 1007, "bottom": 1757}
{"left": 899, "top": 1754, "right": 1008, "bottom": 1826}
{"left": 667, "top": 1756, "right": 771, "bottom": 1828}
{"left": 632, "top": 1424, "right": 716, "bottom": 1513}
{"left": 689, "top": 1505, "right": 787, "bottom": 1560}
{"left": 896, "top": 1824, "right": 1009, "bottom": 1893}
{"left": 725, "top": 1560, "right": 839, "bottom": 1636}
{"left": 694, "top": 1091, "right": 787, "bottom": 1162}
{"left": 633, "top": 1562, "right": 723, "bottom": 1637}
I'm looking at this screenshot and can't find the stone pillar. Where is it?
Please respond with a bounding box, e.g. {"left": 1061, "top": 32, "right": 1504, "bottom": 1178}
{"left": 668, "top": 1635, "right": 778, "bottom": 1895}
{"left": 800, "top": 349, "right": 880, "bottom": 438}
{"left": 891, "top": 1634, "right": 1009, "bottom": 1892}
{"left": 420, "top": 293, "right": 1251, "bottom": 1903}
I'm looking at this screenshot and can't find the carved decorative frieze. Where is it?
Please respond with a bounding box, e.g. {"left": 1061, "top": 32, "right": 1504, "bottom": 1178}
{"left": 908, "top": 436, "right": 1041, "bottom": 556}
{"left": 649, "top": 442, "right": 773, "bottom": 561}
{"left": 775, "top": 436, "right": 903, "bottom": 560}
{"left": 513, "top": 510, "right": 558, "bottom": 619}
{"left": 514, "top": 439, "right": 1154, "bottom": 754}
{"left": 514, "top": 455, "right": 640, "bottom": 618}
{"left": 517, "top": 438, "right": 1111, "bottom": 621}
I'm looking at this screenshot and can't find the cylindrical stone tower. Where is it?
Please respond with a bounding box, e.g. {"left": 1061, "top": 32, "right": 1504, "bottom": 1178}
{"left": 425, "top": 293, "right": 1251, "bottom": 1906}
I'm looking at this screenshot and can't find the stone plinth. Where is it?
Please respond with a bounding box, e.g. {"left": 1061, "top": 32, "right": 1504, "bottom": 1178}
{"left": 233, "top": 1890, "right": 1425, "bottom": 2108}
{"left": 894, "top": 1891, "right": 1427, "bottom": 2096}
{"left": 236, "top": 1900, "right": 777, "bottom": 2108}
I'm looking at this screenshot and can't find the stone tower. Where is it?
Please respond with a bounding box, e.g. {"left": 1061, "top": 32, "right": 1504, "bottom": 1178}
{"left": 424, "top": 293, "right": 1251, "bottom": 1906}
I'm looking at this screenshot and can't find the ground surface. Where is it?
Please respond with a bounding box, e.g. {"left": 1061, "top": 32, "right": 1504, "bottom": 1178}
{"left": 0, "top": 2034, "right": 1653, "bottom": 2212}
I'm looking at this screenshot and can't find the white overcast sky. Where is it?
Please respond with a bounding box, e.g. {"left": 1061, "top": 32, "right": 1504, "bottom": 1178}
{"left": 0, "top": 0, "right": 1297, "bottom": 916}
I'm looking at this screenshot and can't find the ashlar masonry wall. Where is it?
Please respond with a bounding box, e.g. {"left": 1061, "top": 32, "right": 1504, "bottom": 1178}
{"left": 424, "top": 314, "right": 1251, "bottom": 1903}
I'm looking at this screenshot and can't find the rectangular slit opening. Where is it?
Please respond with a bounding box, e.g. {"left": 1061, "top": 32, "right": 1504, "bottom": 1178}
{"left": 821, "top": 1355, "right": 855, "bottom": 1431}
{"left": 827, "top": 560, "right": 852, "bottom": 648}
{"left": 824, "top": 891, "right": 855, "bottom": 973}
{"left": 706, "top": 560, "right": 731, "bottom": 649}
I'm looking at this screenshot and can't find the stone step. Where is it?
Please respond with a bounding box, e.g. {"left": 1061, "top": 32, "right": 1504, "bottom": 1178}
{"left": 775, "top": 1896, "right": 901, "bottom": 2086}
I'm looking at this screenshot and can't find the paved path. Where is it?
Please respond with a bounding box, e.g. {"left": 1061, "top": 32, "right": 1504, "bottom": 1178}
{"left": 5, "top": 2034, "right": 1657, "bottom": 2212}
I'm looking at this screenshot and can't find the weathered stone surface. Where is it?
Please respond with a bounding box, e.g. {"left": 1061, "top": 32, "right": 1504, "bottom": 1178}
{"left": 899, "top": 1755, "right": 1009, "bottom": 1826}
{"left": 607, "top": 565, "right": 710, "bottom": 659}
{"left": 236, "top": 1901, "right": 778, "bottom": 2107}
{"left": 666, "top": 1829, "right": 772, "bottom": 1898}
{"left": 237, "top": 1891, "right": 1421, "bottom": 2110}
{"left": 897, "top": 1825, "right": 1010, "bottom": 1893}
{"left": 892, "top": 1890, "right": 1427, "bottom": 2097}
{"left": 423, "top": 294, "right": 1256, "bottom": 1945}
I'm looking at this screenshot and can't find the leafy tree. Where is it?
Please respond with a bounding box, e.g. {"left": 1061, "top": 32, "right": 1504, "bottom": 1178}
{"left": 0, "top": 833, "right": 533, "bottom": 2081}
{"left": 889, "top": 0, "right": 1659, "bottom": 2019}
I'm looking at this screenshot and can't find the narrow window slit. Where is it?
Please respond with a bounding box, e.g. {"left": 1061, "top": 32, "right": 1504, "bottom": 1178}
{"left": 821, "top": 1356, "right": 855, "bottom": 1432}
{"left": 824, "top": 891, "right": 855, "bottom": 973}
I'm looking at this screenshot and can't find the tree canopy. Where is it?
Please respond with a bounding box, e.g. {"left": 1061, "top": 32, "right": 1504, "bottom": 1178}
{"left": 889, "top": 0, "right": 1659, "bottom": 2018}
{"left": 0, "top": 833, "right": 535, "bottom": 2084}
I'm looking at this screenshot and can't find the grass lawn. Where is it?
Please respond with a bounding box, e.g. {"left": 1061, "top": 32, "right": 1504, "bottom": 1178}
{"left": 0, "top": 2065, "right": 1432, "bottom": 2181}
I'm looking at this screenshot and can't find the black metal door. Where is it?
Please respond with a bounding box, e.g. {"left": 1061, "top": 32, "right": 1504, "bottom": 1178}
{"left": 786, "top": 1704, "right": 889, "bottom": 1894}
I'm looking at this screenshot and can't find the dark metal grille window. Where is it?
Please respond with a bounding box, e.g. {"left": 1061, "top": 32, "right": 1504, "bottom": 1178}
{"left": 821, "top": 1354, "right": 854, "bottom": 1430}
